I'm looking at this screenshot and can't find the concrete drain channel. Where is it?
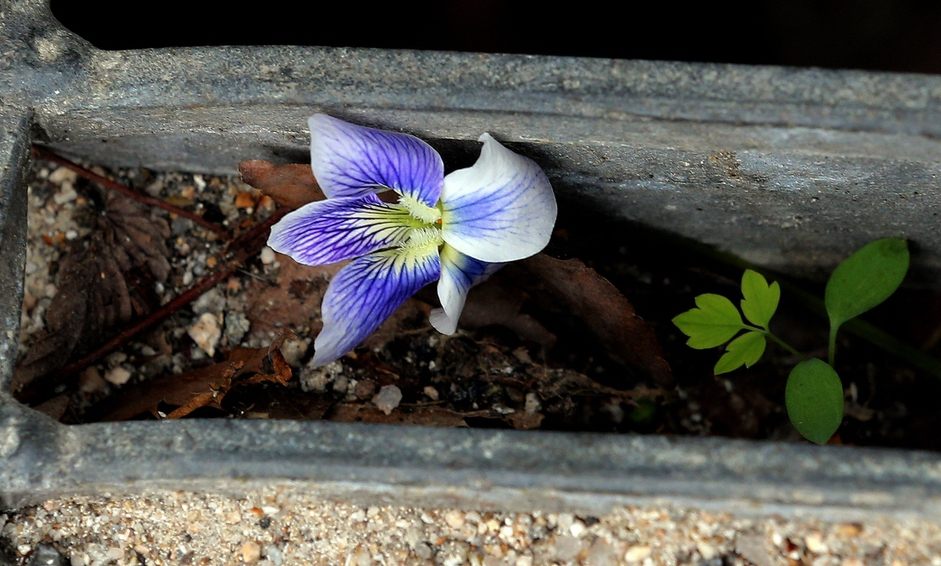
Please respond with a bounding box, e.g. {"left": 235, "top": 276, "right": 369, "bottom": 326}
{"left": 2, "top": 0, "right": 941, "bottom": 521}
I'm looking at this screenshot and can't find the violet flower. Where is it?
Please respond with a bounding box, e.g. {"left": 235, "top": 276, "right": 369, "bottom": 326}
{"left": 268, "top": 115, "right": 557, "bottom": 366}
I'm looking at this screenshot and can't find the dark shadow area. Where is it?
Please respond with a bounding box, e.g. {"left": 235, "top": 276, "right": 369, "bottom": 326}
{"left": 51, "top": 0, "right": 941, "bottom": 73}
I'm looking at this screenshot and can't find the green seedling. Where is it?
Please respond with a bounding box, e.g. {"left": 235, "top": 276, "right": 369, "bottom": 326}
{"left": 673, "top": 238, "right": 910, "bottom": 444}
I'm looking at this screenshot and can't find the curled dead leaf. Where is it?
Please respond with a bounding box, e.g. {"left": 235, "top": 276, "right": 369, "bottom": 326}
{"left": 89, "top": 346, "right": 292, "bottom": 421}
{"left": 239, "top": 160, "right": 325, "bottom": 209}
{"left": 514, "top": 254, "right": 673, "bottom": 384}
{"left": 13, "top": 192, "right": 171, "bottom": 395}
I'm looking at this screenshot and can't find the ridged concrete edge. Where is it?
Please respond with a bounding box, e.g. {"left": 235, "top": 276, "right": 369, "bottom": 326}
{"left": 1, "top": 0, "right": 941, "bottom": 521}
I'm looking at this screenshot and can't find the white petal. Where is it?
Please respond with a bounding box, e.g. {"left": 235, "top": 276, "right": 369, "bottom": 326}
{"left": 429, "top": 244, "right": 502, "bottom": 335}
{"left": 440, "top": 133, "right": 557, "bottom": 263}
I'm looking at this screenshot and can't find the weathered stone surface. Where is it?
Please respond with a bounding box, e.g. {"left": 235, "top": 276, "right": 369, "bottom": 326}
{"left": 1, "top": 0, "right": 941, "bottom": 521}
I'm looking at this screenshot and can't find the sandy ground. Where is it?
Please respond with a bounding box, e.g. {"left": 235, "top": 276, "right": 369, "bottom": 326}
{"left": 3, "top": 491, "right": 941, "bottom": 565}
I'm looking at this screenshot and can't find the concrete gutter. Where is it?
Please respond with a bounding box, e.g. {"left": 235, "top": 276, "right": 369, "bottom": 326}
{"left": 1, "top": 0, "right": 940, "bottom": 519}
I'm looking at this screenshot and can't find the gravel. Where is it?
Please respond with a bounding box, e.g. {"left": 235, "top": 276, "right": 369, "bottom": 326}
{"left": 3, "top": 490, "right": 941, "bottom": 565}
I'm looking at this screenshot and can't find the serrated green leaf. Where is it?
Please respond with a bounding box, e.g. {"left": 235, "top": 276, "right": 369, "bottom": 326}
{"left": 713, "top": 331, "right": 767, "bottom": 375}
{"left": 825, "top": 238, "right": 909, "bottom": 330}
{"left": 740, "top": 270, "right": 780, "bottom": 329}
{"left": 672, "top": 294, "right": 745, "bottom": 350}
{"left": 785, "top": 359, "right": 844, "bottom": 445}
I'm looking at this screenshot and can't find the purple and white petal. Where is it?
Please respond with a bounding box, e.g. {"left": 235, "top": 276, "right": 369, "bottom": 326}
{"left": 267, "top": 194, "right": 413, "bottom": 266}
{"left": 312, "top": 248, "right": 441, "bottom": 366}
{"left": 440, "top": 134, "right": 557, "bottom": 263}
{"left": 430, "top": 244, "right": 502, "bottom": 335}
{"left": 309, "top": 114, "right": 444, "bottom": 206}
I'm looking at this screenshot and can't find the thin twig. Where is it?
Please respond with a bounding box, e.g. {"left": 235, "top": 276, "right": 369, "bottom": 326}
{"left": 16, "top": 209, "right": 287, "bottom": 405}
{"left": 31, "top": 145, "right": 230, "bottom": 238}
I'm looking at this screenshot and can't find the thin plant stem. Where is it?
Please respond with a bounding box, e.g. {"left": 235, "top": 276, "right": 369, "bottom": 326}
{"left": 15, "top": 208, "right": 288, "bottom": 406}
{"left": 742, "top": 324, "right": 802, "bottom": 357}
{"left": 767, "top": 331, "right": 802, "bottom": 357}
{"left": 32, "top": 145, "right": 230, "bottom": 238}
{"left": 828, "top": 327, "right": 838, "bottom": 367}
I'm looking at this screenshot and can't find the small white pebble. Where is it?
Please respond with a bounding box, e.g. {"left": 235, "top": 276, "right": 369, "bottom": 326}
{"left": 423, "top": 385, "right": 439, "bottom": 401}
{"left": 240, "top": 541, "right": 261, "bottom": 563}
{"left": 193, "top": 174, "right": 207, "bottom": 191}
{"left": 697, "top": 542, "right": 717, "bottom": 560}
{"left": 144, "top": 179, "right": 165, "bottom": 197}
{"left": 52, "top": 184, "right": 77, "bottom": 205}
{"left": 372, "top": 385, "right": 402, "bottom": 415}
{"left": 569, "top": 520, "right": 586, "bottom": 537}
{"left": 65, "top": 229, "right": 78, "bottom": 240}
{"left": 556, "top": 513, "right": 574, "bottom": 531}
{"left": 104, "top": 366, "right": 132, "bottom": 386}
{"left": 553, "top": 536, "right": 582, "bottom": 561}
{"left": 49, "top": 166, "right": 78, "bottom": 185}
{"left": 625, "top": 545, "right": 652, "bottom": 562}
{"left": 187, "top": 313, "right": 221, "bottom": 357}
{"left": 524, "top": 393, "right": 541, "bottom": 413}
{"left": 444, "top": 510, "right": 465, "bottom": 529}
{"left": 499, "top": 525, "right": 514, "bottom": 541}
{"left": 805, "top": 532, "right": 828, "bottom": 554}
{"left": 260, "top": 247, "right": 276, "bottom": 265}
{"left": 280, "top": 337, "right": 308, "bottom": 367}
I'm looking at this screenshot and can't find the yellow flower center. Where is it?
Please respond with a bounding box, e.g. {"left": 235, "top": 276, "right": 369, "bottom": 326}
{"left": 398, "top": 193, "right": 442, "bottom": 225}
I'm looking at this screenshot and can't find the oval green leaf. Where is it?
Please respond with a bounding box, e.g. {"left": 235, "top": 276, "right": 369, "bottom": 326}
{"left": 714, "top": 330, "right": 766, "bottom": 375}
{"left": 740, "top": 270, "right": 780, "bottom": 329}
{"left": 672, "top": 294, "right": 744, "bottom": 349}
{"left": 825, "top": 238, "right": 909, "bottom": 330}
{"left": 785, "top": 359, "right": 844, "bottom": 445}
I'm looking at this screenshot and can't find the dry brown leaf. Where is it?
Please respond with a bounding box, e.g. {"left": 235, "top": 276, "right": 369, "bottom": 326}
{"left": 244, "top": 348, "right": 292, "bottom": 386}
{"left": 91, "top": 346, "right": 291, "bottom": 421}
{"left": 515, "top": 254, "right": 673, "bottom": 384}
{"left": 506, "top": 411, "right": 544, "bottom": 430}
{"left": 246, "top": 257, "right": 341, "bottom": 340}
{"left": 239, "top": 160, "right": 325, "bottom": 209}
{"left": 526, "top": 367, "right": 665, "bottom": 402}
{"left": 13, "top": 192, "right": 171, "bottom": 394}
{"left": 458, "top": 283, "right": 556, "bottom": 348}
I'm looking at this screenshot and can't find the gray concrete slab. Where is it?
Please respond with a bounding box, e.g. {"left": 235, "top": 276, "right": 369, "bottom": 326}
{"left": 1, "top": 0, "right": 941, "bottom": 523}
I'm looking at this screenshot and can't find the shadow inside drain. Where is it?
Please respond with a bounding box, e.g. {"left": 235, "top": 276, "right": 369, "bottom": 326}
{"left": 11, "top": 148, "right": 941, "bottom": 452}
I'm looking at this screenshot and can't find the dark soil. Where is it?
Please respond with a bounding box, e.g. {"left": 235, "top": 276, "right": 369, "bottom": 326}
{"left": 14, "top": 156, "right": 941, "bottom": 451}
